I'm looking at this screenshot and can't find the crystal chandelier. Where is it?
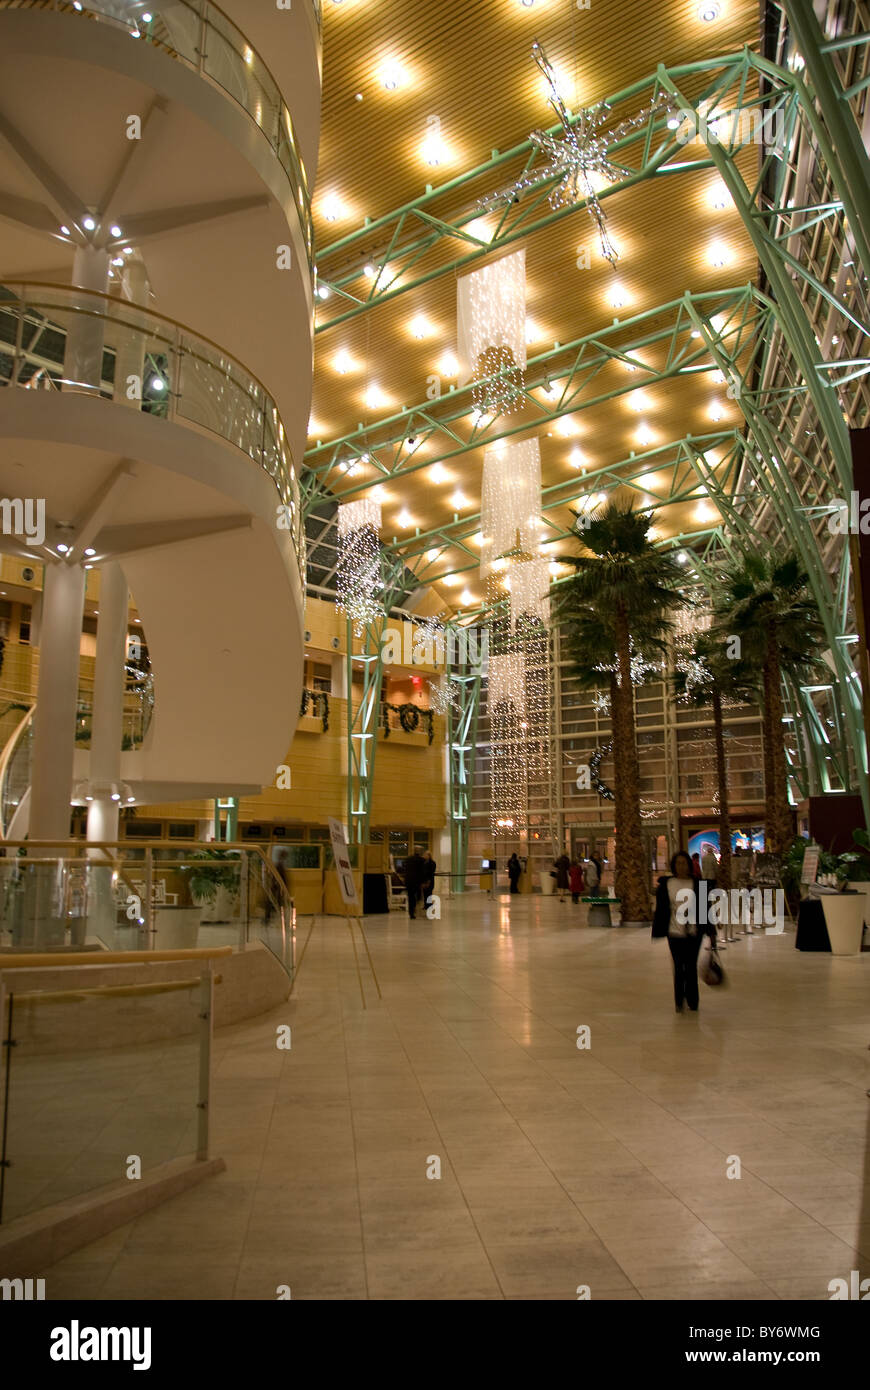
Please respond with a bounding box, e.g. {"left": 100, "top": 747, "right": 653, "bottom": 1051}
{"left": 335, "top": 497, "right": 383, "bottom": 636}
{"left": 481, "top": 438, "right": 553, "bottom": 839}
{"left": 458, "top": 249, "right": 526, "bottom": 414}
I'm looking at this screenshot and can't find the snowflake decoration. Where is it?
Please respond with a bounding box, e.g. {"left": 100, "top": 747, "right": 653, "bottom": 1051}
{"left": 481, "top": 43, "right": 675, "bottom": 266}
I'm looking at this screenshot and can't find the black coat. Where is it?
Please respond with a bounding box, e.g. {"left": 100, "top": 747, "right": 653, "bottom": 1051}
{"left": 652, "top": 876, "right": 715, "bottom": 940}
{"left": 403, "top": 853, "right": 426, "bottom": 889}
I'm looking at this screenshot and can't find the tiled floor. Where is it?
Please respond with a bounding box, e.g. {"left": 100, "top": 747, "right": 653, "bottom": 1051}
{"left": 39, "top": 894, "right": 870, "bottom": 1300}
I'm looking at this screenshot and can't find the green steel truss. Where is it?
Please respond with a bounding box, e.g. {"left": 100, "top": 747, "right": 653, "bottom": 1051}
{"left": 311, "top": 36, "right": 870, "bottom": 861}
{"left": 345, "top": 550, "right": 416, "bottom": 845}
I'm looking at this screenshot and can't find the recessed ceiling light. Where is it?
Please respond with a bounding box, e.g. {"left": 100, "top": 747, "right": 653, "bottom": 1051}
{"left": 677, "top": 550, "right": 688, "bottom": 564}
{"left": 426, "top": 548, "right": 439, "bottom": 562}
{"left": 709, "top": 399, "right": 724, "bottom": 421}
{"left": 409, "top": 313, "right": 432, "bottom": 339}
{"left": 396, "top": 509, "right": 413, "bottom": 528}
{"left": 699, "top": 3, "right": 721, "bottom": 21}
{"left": 708, "top": 239, "right": 730, "bottom": 267}
{"left": 82, "top": 215, "right": 96, "bottom": 231}
{"left": 363, "top": 262, "right": 376, "bottom": 278}
{"left": 569, "top": 447, "right": 586, "bottom": 469}
{"left": 321, "top": 193, "right": 346, "bottom": 222}
{"left": 112, "top": 257, "right": 124, "bottom": 266}
{"left": 334, "top": 349, "right": 354, "bottom": 375}
{"left": 450, "top": 489, "right": 469, "bottom": 510}
{"left": 608, "top": 283, "right": 628, "bottom": 308}
{"left": 709, "top": 184, "right": 730, "bottom": 209}
{"left": 378, "top": 62, "right": 405, "bottom": 92}
{"left": 430, "top": 463, "right": 449, "bottom": 484}
{"left": 123, "top": 246, "right": 133, "bottom": 255}
{"left": 365, "top": 383, "right": 388, "bottom": 410}
{"left": 110, "top": 223, "right": 122, "bottom": 237}
{"left": 636, "top": 423, "right": 653, "bottom": 447}
{"left": 150, "top": 376, "right": 165, "bottom": 392}
{"left": 460, "top": 589, "right": 473, "bottom": 605}
{"left": 438, "top": 351, "right": 459, "bottom": 377}
{"left": 690, "top": 329, "right": 702, "bottom": 339}
{"left": 60, "top": 224, "right": 70, "bottom": 235}
{"left": 421, "top": 131, "right": 448, "bottom": 166}
{"left": 84, "top": 547, "right": 96, "bottom": 557}
{"left": 317, "top": 284, "right": 330, "bottom": 300}
{"left": 56, "top": 543, "right": 69, "bottom": 554}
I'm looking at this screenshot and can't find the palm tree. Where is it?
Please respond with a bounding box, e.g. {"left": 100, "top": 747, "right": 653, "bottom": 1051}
{"left": 710, "top": 550, "right": 825, "bottom": 857}
{"left": 558, "top": 606, "right": 666, "bottom": 905}
{"left": 553, "top": 498, "right": 684, "bottom": 922}
{"left": 673, "top": 629, "right": 756, "bottom": 891}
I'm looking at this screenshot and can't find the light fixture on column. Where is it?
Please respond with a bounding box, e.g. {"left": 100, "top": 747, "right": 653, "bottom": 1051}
{"left": 458, "top": 249, "right": 527, "bottom": 414}
{"left": 335, "top": 497, "right": 383, "bottom": 636}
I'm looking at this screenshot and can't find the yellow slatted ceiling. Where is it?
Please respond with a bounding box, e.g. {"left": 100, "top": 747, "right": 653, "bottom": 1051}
{"left": 311, "top": 0, "right": 763, "bottom": 606}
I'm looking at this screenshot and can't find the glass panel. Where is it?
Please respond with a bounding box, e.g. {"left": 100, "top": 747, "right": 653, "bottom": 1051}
{"left": 0, "top": 974, "right": 203, "bottom": 1225}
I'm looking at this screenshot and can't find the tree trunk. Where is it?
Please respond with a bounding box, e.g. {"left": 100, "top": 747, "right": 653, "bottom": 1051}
{"left": 613, "top": 607, "right": 651, "bottom": 922}
{"left": 711, "top": 686, "right": 732, "bottom": 891}
{"left": 763, "top": 634, "right": 793, "bottom": 855}
{"left": 610, "top": 672, "right": 626, "bottom": 903}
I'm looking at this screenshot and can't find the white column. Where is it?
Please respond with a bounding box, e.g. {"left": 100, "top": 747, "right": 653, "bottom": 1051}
{"left": 30, "top": 561, "right": 86, "bottom": 839}
{"left": 64, "top": 246, "right": 110, "bottom": 392}
{"left": 114, "top": 261, "right": 149, "bottom": 409}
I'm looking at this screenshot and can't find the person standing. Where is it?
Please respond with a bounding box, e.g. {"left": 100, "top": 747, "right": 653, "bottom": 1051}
{"left": 404, "top": 851, "right": 425, "bottom": 920}
{"left": 507, "top": 853, "right": 521, "bottom": 894}
{"left": 569, "top": 859, "right": 584, "bottom": 905}
{"left": 701, "top": 846, "right": 719, "bottom": 883}
{"left": 554, "top": 850, "right": 570, "bottom": 902}
{"left": 585, "top": 855, "right": 601, "bottom": 893}
{"left": 422, "top": 850, "right": 437, "bottom": 912}
{"left": 652, "top": 850, "right": 715, "bottom": 1013}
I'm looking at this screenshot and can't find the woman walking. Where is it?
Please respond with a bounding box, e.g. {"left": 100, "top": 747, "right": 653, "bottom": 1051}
{"left": 554, "top": 851, "right": 571, "bottom": 903}
{"left": 652, "top": 850, "right": 715, "bottom": 1013}
{"left": 569, "top": 859, "right": 584, "bottom": 905}
{"left": 507, "top": 853, "right": 521, "bottom": 894}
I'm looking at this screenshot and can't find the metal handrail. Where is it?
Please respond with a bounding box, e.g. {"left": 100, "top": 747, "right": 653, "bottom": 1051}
{"left": 0, "top": 0, "right": 314, "bottom": 257}
{"left": 0, "top": 282, "right": 305, "bottom": 579}
{"left": 0, "top": 705, "right": 33, "bottom": 839}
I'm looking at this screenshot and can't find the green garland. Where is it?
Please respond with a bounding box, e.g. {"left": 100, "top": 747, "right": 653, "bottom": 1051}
{"left": 382, "top": 702, "right": 435, "bottom": 744}
{"left": 299, "top": 689, "right": 329, "bottom": 731}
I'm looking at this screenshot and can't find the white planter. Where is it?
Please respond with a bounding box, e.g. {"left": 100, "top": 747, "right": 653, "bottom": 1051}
{"left": 540, "top": 874, "right": 555, "bottom": 897}
{"left": 821, "top": 893, "right": 864, "bottom": 955}
{"left": 846, "top": 881, "right": 870, "bottom": 928}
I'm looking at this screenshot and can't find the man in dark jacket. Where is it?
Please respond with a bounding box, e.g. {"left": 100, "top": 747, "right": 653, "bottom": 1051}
{"left": 404, "top": 851, "right": 426, "bottom": 919}
{"left": 422, "top": 851, "right": 437, "bottom": 912}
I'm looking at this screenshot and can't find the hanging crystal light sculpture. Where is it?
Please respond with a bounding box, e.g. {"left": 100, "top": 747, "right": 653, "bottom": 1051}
{"left": 458, "top": 249, "right": 526, "bottom": 415}
{"left": 335, "top": 497, "right": 383, "bottom": 636}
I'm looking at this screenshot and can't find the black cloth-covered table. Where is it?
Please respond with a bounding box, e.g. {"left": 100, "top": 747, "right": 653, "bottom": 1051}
{"left": 795, "top": 898, "right": 831, "bottom": 952}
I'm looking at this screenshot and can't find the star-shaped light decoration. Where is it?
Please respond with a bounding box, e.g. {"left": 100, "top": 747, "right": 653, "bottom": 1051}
{"left": 481, "top": 42, "right": 675, "bottom": 266}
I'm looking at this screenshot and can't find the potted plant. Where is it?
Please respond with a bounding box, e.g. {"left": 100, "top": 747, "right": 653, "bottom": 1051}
{"left": 838, "top": 829, "right": 870, "bottom": 933}
{"left": 187, "top": 848, "right": 241, "bottom": 924}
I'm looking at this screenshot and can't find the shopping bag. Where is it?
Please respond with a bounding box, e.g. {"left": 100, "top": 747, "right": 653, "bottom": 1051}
{"left": 700, "top": 943, "right": 726, "bottom": 987}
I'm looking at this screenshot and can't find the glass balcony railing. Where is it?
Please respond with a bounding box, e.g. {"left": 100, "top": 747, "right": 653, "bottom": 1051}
{"left": 0, "top": 967, "right": 211, "bottom": 1224}
{"left": 0, "top": 282, "right": 305, "bottom": 595}
{"left": 0, "top": 840, "right": 296, "bottom": 975}
{"left": 0, "top": 0, "right": 313, "bottom": 260}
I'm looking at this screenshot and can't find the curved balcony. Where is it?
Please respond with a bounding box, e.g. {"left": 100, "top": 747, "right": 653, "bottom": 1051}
{"left": 0, "top": 0, "right": 313, "bottom": 260}
{"left": 0, "top": 282, "right": 305, "bottom": 588}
